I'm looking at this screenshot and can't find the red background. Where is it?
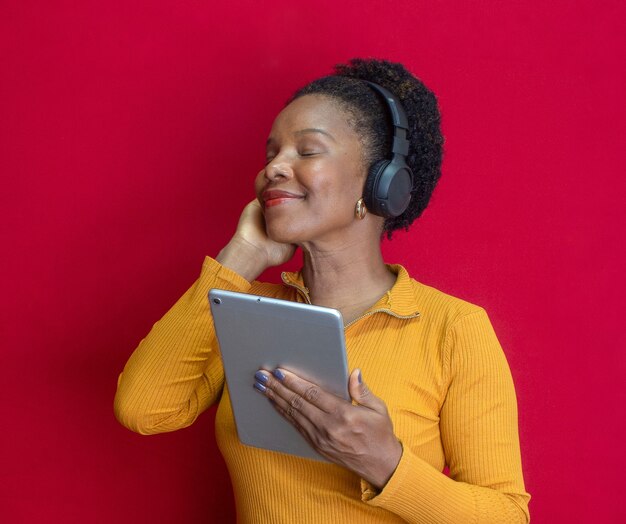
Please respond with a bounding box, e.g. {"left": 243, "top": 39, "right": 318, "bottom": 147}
{"left": 1, "top": 1, "right": 624, "bottom": 522}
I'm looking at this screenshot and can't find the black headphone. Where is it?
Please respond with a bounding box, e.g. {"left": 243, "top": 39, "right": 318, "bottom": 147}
{"left": 362, "top": 81, "right": 414, "bottom": 218}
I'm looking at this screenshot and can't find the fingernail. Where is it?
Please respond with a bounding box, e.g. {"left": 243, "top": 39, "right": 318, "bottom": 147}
{"left": 358, "top": 370, "right": 362, "bottom": 384}
{"left": 255, "top": 371, "right": 268, "bottom": 384}
{"left": 273, "top": 369, "right": 285, "bottom": 381}
{"left": 254, "top": 382, "right": 267, "bottom": 393}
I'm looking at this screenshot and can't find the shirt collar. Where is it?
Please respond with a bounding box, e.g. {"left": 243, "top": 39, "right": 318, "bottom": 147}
{"left": 281, "top": 264, "right": 421, "bottom": 320}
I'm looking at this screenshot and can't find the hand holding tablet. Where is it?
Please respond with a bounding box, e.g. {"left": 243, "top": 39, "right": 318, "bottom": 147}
{"left": 209, "top": 289, "right": 350, "bottom": 461}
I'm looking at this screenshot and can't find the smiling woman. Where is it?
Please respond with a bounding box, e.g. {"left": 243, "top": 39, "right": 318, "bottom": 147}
{"left": 114, "top": 58, "right": 530, "bottom": 523}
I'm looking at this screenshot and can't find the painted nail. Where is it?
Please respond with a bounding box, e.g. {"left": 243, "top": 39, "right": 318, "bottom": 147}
{"left": 358, "top": 370, "right": 362, "bottom": 384}
{"left": 254, "top": 382, "right": 267, "bottom": 393}
{"left": 255, "top": 371, "right": 268, "bottom": 384}
{"left": 273, "top": 369, "right": 285, "bottom": 381}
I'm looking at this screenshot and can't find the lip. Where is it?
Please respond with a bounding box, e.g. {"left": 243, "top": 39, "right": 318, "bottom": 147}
{"left": 262, "top": 190, "right": 304, "bottom": 208}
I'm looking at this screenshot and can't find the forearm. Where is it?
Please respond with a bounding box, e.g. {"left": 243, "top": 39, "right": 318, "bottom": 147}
{"left": 363, "top": 447, "right": 529, "bottom": 523}
{"left": 114, "top": 257, "right": 252, "bottom": 434}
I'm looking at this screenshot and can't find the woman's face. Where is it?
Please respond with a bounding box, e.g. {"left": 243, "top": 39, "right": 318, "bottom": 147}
{"left": 255, "top": 94, "right": 368, "bottom": 246}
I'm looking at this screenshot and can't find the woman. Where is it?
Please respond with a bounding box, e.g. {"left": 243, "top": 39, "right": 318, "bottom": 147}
{"left": 115, "top": 59, "right": 530, "bottom": 523}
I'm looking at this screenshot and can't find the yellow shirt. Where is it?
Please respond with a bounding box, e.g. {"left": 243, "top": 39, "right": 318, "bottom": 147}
{"left": 115, "top": 257, "right": 530, "bottom": 523}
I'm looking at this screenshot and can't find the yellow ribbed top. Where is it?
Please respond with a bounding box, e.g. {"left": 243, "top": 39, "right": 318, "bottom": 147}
{"left": 115, "top": 257, "right": 530, "bottom": 523}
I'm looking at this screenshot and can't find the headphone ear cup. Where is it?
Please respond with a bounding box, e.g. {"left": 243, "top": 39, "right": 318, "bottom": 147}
{"left": 363, "top": 160, "right": 389, "bottom": 216}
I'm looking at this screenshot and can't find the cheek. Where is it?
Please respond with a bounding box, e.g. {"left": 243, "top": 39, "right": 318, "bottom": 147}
{"left": 317, "top": 175, "right": 363, "bottom": 209}
{"left": 308, "top": 162, "right": 363, "bottom": 199}
{"left": 254, "top": 170, "right": 266, "bottom": 196}
{"left": 305, "top": 190, "right": 359, "bottom": 228}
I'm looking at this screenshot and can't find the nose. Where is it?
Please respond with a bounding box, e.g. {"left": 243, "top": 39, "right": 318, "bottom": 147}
{"left": 264, "top": 156, "right": 293, "bottom": 182}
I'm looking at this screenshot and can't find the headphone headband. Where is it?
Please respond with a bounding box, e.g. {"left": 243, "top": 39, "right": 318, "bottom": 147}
{"left": 361, "top": 81, "right": 414, "bottom": 219}
{"left": 364, "top": 81, "right": 409, "bottom": 129}
{"left": 364, "top": 81, "right": 411, "bottom": 159}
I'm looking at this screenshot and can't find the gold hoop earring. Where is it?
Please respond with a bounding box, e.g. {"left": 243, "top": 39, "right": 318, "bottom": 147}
{"left": 355, "top": 198, "right": 367, "bottom": 220}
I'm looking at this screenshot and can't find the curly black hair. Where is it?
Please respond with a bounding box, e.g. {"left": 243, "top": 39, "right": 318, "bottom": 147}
{"left": 291, "top": 58, "right": 443, "bottom": 238}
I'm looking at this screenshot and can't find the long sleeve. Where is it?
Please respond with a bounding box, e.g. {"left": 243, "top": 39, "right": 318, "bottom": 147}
{"left": 114, "top": 257, "right": 252, "bottom": 435}
{"left": 363, "top": 309, "right": 530, "bottom": 523}
{"left": 114, "top": 259, "right": 530, "bottom": 522}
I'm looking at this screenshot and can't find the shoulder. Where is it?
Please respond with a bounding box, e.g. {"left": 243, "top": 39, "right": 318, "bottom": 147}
{"left": 415, "top": 280, "right": 483, "bottom": 319}
{"left": 394, "top": 264, "right": 485, "bottom": 331}
{"left": 406, "top": 277, "right": 508, "bottom": 374}
{"left": 415, "top": 279, "right": 498, "bottom": 349}
{"left": 403, "top": 276, "right": 510, "bottom": 380}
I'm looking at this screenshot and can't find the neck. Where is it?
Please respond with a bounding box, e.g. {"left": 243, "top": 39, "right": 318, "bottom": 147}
{"left": 299, "top": 236, "right": 396, "bottom": 323}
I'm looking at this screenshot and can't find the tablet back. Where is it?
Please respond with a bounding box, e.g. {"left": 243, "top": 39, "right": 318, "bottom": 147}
{"left": 209, "top": 288, "right": 349, "bottom": 461}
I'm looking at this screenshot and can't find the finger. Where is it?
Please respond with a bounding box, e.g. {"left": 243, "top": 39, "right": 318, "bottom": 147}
{"left": 255, "top": 372, "right": 320, "bottom": 437}
{"left": 268, "top": 399, "right": 336, "bottom": 461}
{"left": 348, "top": 369, "right": 387, "bottom": 414}
{"left": 258, "top": 368, "right": 342, "bottom": 415}
{"left": 268, "top": 389, "right": 318, "bottom": 436}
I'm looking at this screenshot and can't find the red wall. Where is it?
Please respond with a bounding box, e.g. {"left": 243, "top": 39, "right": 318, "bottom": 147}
{"left": 2, "top": 1, "right": 624, "bottom": 522}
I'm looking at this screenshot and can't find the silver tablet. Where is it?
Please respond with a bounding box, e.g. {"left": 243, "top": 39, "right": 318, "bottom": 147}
{"left": 209, "top": 288, "right": 349, "bottom": 461}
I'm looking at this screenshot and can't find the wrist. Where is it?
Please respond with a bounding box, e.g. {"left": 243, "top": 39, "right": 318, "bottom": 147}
{"left": 216, "top": 236, "right": 269, "bottom": 282}
{"left": 369, "top": 439, "right": 403, "bottom": 490}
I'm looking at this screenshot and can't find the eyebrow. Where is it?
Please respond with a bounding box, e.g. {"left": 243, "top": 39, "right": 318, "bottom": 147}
{"left": 266, "top": 128, "right": 336, "bottom": 145}
{"left": 294, "top": 128, "right": 336, "bottom": 141}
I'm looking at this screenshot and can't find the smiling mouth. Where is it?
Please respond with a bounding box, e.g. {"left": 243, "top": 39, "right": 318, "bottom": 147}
{"left": 264, "top": 197, "right": 303, "bottom": 208}
{"left": 262, "top": 191, "right": 304, "bottom": 208}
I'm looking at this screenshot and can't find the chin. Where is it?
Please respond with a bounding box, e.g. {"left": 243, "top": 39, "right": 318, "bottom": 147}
{"left": 265, "top": 219, "right": 308, "bottom": 245}
{"left": 266, "top": 227, "right": 301, "bottom": 245}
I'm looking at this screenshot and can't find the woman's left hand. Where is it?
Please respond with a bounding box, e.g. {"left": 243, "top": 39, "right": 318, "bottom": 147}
{"left": 254, "top": 368, "right": 403, "bottom": 489}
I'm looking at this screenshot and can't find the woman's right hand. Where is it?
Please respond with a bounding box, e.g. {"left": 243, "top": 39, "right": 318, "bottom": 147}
{"left": 216, "top": 199, "right": 296, "bottom": 282}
